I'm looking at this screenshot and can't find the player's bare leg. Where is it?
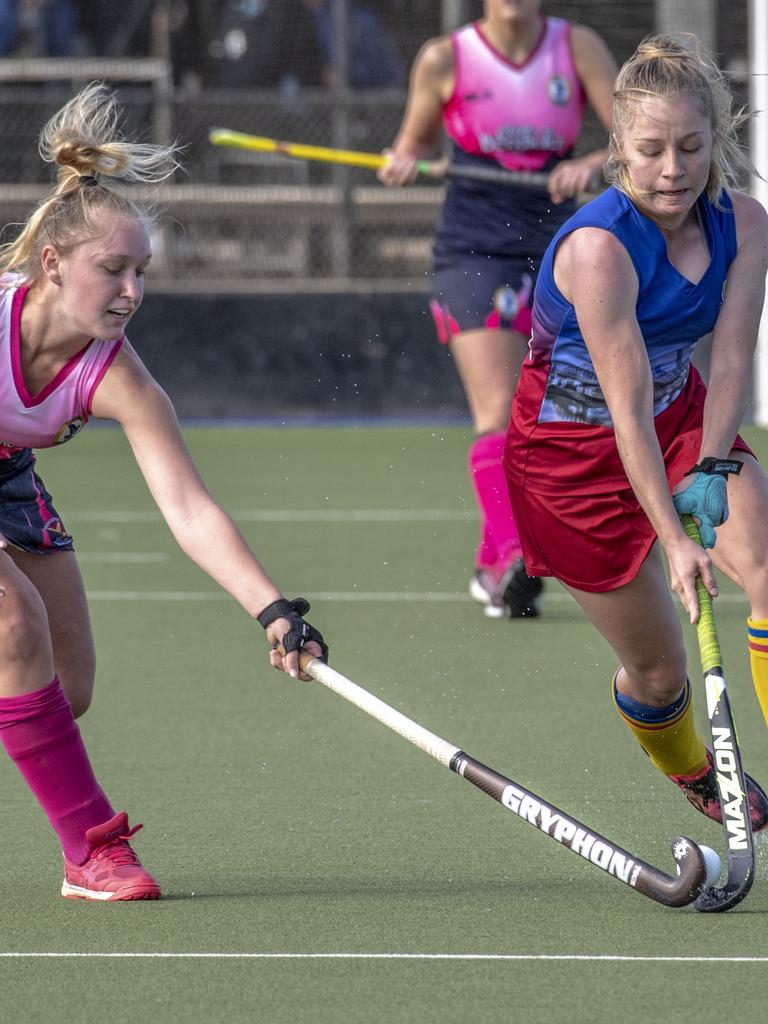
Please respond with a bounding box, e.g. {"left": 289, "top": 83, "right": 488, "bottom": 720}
{"left": 564, "top": 544, "right": 768, "bottom": 830}
{"left": 9, "top": 548, "right": 95, "bottom": 717}
{"left": 0, "top": 549, "right": 55, "bottom": 696}
{"left": 563, "top": 544, "right": 687, "bottom": 705}
{"left": 451, "top": 327, "right": 542, "bottom": 617}
{"left": 449, "top": 327, "right": 528, "bottom": 435}
{"left": 706, "top": 452, "right": 768, "bottom": 616}
{"left": 707, "top": 451, "right": 768, "bottom": 727}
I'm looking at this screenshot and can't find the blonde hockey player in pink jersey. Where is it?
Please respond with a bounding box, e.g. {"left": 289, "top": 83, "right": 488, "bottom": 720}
{"left": 0, "top": 82, "right": 327, "bottom": 901}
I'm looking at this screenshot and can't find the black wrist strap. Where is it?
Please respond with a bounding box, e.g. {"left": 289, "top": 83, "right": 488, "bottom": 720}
{"left": 686, "top": 457, "right": 743, "bottom": 478}
{"left": 257, "top": 597, "right": 310, "bottom": 629}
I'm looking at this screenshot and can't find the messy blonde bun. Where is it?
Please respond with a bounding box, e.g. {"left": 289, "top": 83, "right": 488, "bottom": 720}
{"left": 0, "top": 82, "right": 180, "bottom": 283}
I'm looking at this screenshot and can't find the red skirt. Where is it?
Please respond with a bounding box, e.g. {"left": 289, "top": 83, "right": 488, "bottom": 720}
{"left": 504, "top": 365, "right": 753, "bottom": 592}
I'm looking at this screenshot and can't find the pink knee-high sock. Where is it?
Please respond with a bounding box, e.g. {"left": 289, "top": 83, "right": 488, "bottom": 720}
{"left": 468, "top": 432, "right": 521, "bottom": 571}
{"left": 0, "top": 678, "right": 114, "bottom": 864}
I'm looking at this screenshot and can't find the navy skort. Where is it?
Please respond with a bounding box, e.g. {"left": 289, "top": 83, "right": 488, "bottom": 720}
{"left": 0, "top": 448, "right": 73, "bottom": 554}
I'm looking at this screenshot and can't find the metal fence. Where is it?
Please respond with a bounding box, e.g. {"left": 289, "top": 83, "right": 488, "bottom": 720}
{"left": 0, "top": 1, "right": 750, "bottom": 292}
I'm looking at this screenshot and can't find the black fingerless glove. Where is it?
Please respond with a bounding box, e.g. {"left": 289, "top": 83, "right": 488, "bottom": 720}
{"left": 257, "top": 597, "right": 329, "bottom": 662}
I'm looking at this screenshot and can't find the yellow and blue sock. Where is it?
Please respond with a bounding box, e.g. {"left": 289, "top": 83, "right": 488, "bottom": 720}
{"left": 748, "top": 616, "right": 768, "bottom": 727}
{"left": 612, "top": 674, "right": 708, "bottom": 777}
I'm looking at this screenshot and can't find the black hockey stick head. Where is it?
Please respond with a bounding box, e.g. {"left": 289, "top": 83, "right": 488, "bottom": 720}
{"left": 689, "top": 677, "right": 756, "bottom": 913}
{"left": 694, "top": 848, "right": 754, "bottom": 912}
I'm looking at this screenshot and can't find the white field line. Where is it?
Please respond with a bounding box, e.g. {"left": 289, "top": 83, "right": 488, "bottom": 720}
{"left": 75, "top": 553, "right": 169, "bottom": 563}
{"left": 0, "top": 952, "right": 767, "bottom": 962}
{"left": 65, "top": 509, "right": 476, "bottom": 523}
{"left": 85, "top": 590, "right": 479, "bottom": 602}
{"left": 83, "top": 589, "right": 750, "bottom": 605}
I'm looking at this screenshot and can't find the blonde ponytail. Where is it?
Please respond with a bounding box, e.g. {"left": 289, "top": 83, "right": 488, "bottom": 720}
{"left": 0, "top": 82, "right": 180, "bottom": 283}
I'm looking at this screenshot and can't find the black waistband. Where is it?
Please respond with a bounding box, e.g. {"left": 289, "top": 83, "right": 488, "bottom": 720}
{"left": 0, "top": 447, "right": 34, "bottom": 478}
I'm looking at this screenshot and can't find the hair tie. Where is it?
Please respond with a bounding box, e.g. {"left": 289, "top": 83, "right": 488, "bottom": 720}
{"left": 78, "top": 175, "right": 99, "bottom": 187}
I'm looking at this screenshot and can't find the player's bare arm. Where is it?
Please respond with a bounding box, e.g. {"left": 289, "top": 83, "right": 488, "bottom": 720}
{"left": 91, "top": 343, "right": 283, "bottom": 617}
{"left": 700, "top": 191, "right": 768, "bottom": 460}
{"left": 547, "top": 25, "right": 616, "bottom": 202}
{"left": 377, "top": 37, "right": 454, "bottom": 185}
{"left": 91, "top": 344, "right": 323, "bottom": 678}
{"left": 570, "top": 25, "right": 617, "bottom": 132}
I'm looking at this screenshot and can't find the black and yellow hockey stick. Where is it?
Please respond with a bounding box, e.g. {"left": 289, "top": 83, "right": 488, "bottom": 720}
{"left": 683, "top": 515, "right": 756, "bottom": 912}
{"left": 208, "top": 128, "right": 553, "bottom": 189}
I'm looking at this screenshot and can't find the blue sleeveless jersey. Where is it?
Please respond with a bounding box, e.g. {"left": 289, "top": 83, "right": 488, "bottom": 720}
{"left": 529, "top": 187, "right": 737, "bottom": 425}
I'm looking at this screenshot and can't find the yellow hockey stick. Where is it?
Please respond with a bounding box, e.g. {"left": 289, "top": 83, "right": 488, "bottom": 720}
{"left": 209, "top": 128, "right": 552, "bottom": 189}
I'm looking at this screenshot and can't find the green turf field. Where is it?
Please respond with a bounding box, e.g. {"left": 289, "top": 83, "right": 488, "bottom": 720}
{"left": 3, "top": 424, "right": 768, "bottom": 1023}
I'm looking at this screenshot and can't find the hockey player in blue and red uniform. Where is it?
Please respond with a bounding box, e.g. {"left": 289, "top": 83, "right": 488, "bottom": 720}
{"left": 505, "top": 34, "right": 768, "bottom": 830}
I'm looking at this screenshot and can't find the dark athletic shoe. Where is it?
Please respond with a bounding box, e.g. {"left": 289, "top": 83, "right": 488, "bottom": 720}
{"left": 498, "top": 557, "right": 543, "bottom": 618}
{"left": 669, "top": 750, "right": 768, "bottom": 833}
{"left": 470, "top": 561, "right": 543, "bottom": 619}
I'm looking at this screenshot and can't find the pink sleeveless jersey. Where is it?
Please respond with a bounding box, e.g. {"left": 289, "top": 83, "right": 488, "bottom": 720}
{"left": 0, "top": 280, "right": 123, "bottom": 456}
{"left": 442, "top": 18, "right": 585, "bottom": 172}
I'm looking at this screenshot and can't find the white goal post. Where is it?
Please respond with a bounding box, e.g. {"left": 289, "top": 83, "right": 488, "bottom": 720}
{"left": 749, "top": 0, "right": 768, "bottom": 426}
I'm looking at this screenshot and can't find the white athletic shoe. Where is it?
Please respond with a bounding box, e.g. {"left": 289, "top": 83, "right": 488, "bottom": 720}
{"left": 469, "top": 569, "right": 508, "bottom": 618}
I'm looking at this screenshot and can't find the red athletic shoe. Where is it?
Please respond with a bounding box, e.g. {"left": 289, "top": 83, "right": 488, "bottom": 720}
{"left": 61, "top": 811, "right": 161, "bottom": 901}
{"left": 669, "top": 750, "right": 768, "bottom": 833}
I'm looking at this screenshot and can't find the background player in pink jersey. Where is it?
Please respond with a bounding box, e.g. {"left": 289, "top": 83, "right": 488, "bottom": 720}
{"left": 0, "top": 83, "right": 327, "bottom": 901}
{"left": 378, "top": 0, "right": 615, "bottom": 618}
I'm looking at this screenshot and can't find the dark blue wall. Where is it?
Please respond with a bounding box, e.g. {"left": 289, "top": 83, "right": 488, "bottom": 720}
{"left": 130, "top": 292, "right": 467, "bottom": 421}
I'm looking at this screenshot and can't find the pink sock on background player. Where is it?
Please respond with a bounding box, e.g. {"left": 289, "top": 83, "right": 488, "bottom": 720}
{"left": 468, "top": 432, "right": 521, "bottom": 572}
{"left": 0, "top": 678, "right": 114, "bottom": 865}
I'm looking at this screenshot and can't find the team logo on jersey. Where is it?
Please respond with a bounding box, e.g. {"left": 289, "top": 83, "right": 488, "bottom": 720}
{"left": 53, "top": 417, "right": 85, "bottom": 445}
{"left": 548, "top": 74, "right": 571, "bottom": 105}
{"left": 481, "top": 126, "right": 565, "bottom": 153}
